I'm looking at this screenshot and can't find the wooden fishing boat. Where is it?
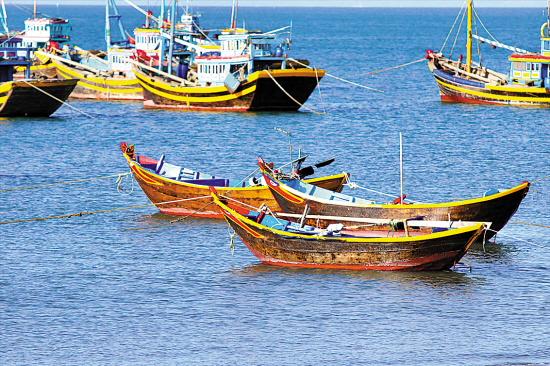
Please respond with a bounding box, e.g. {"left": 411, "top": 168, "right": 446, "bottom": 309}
{"left": 0, "top": 53, "right": 77, "bottom": 117}
{"left": 211, "top": 188, "right": 486, "bottom": 271}
{"left": 427, "top": 0, "right": 550, "bottom": 106}
{"left": 258, "top": 158, "right": 529, "bottom": 239}
{"left": 120, "top": 142, "right": 348, "bottom": 218}
{"left": 131, "top": 1, "right": 324, "bottom": 111}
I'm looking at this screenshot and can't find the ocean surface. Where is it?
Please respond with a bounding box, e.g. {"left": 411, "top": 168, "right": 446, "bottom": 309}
{"left": 1, "top": 4, "right": 550, "bottom": 365}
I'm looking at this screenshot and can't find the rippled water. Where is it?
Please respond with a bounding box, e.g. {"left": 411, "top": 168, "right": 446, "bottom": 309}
{"left": 1, "top": 5, "right": 550, "bottom": 365}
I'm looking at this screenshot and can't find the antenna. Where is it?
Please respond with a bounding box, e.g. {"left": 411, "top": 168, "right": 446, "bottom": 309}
{"left": 274, "top": 127, "right": 294, "bottom": 172}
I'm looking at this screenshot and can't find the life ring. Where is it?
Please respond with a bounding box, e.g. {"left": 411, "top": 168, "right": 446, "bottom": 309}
{"left": 541, "top": 22, "right": 549, "bottom": 38}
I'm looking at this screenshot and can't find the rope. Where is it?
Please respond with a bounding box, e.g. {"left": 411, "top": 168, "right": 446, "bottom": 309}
{"left": 487, "top": 228, "right": 550, "bottom": 250}
{"left": 313, "top": 65, "right": 327, "bottom": 114}
{"left": 116, "top": 173, "right": 134, "bottom": 195}
{"left": 21, "top": 80, "right": 103, "bottom": 123}
{"left": 510, "top": 221, "right": 550, "bottom": 229}
{"left": 265, "top": 70, "right": 326, "bottom": 115}
{"left": 228, "top": 227, "right": 236, "bottom": 254}
{"left": 121, "top": 200, "right": 215, "bottom": 231}
{"left": 286, "top": 58, "right": 384, "bottom": 93}
{"left": 343, "top": 175, "right": 424, "bottom": 204}
{"left": 473, "top": 8, "right": 500, "bottom": 43}
{"left": 441, "top": 0, "right": 467, "bottom": 52}
{"left": 532, "top": 174, "right": 550, "bottom": 184}
{"left": 0, "top": 195, "right": 212, "bottom": 226}
{"left": 367, "top": 58, "right": 427, "bottom": 76}
{"left": 224, "top": 167, "right": 259, "bottom": 196}
{"left": 449, "top": 4, "right": 468, "bottom": 59}
{"left": 0, "top": 173, "right": 130, "bottom": 192}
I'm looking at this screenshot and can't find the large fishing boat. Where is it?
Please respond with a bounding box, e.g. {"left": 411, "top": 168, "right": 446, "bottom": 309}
{"left": 0, "top": 48, "right": 76, "bottom": 117}
{"left": 258, "top": 158, "right": 529, "bottom": 240}
{"left": 120, "top": 142, "right": 348, "bottom": 218}
{"left": 211, "top": 188, "right": 486, "bottom": 271}
{"left": 0, "top": 0, "right": 71, "bottom": 78}
{"left": 427, "top": 0, "right": 550, "bottom": 106}
{"left": 43, "top": 0, "right": 210, "bottom": 101}
{"left": 131, "top": 0, "right": 324, "bottom": 111}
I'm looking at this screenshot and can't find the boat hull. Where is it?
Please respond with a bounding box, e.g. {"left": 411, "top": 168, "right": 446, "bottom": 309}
{"left": 429, "top": 59, "right": 550, "bottom": 106}
{"left": 0, "top": 79, "right": 77, "bottom": 117}
{"left": 219, "top": 201, "right": 484, "bottom": 271}
{"left": 134, "top": 64, "right": 324, "bottom": 111}
{"left": 264, "top": 172, "right": 529, "bottom": 240}
{"left": 123, "top": 153, "right": 348, "bottom": 218}
{"left": 53, "top": 59, "right": 143, "bottom": 101}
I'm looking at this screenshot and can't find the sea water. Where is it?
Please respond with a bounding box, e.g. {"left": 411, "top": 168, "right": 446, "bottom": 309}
{"left": 1, "top": 5, "right": 549, "bottom": 365}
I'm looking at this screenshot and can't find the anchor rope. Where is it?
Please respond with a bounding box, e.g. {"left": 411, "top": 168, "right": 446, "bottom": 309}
{"left": 0, "top": 172, "right": 131, "bottom": 192}
{"left": 0, "top": 195, "right": 211, "bottom": 226}
{"left": 21, "top": 80, "right": 103, "bottom": 123}
{"left": 487, "top": 228, "right": 550, "bottom": 250}
{"left": 121, "top": 200, "right": 215, "bottom": 232}
{"left": 116, "top": 173, "right": 134, "bottom": 195}
{"left": 265, "top": 70, "right": 326, "bottom": 115}
{"left": 286, "top": 58, "right": 384, "bottom": 93}
{"left": 345, "top": 58, "right": 427, "bottom": 79}
{"left": 532, "top": 173, "right": 550, "bottom": 184}
{"left": 510, "top": 221, "right": 550, "bottom": 229}
{"left": 314, "top": 64, "right": 327, "bottom": 114}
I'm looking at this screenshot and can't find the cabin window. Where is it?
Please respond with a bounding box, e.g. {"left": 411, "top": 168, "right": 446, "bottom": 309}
{"left": 513, "top": 61, "right": 521, "bottom": 70}
{"left": 527, "top": 63, "right": 531, "bottom": 71}
{"left": 544, "top": 40, "right": 550, "bottom": 51}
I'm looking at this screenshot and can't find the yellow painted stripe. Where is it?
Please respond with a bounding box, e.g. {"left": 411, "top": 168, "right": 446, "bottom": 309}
{"left": 0, "top": 95, "right": 8, "bottom": 104}
{"left": 54, "top": 60, "right": 138, "bottom": 86}
{"left": 485, "top": 84, "right": 547, "bottom": 93}
{"left": 247, "top": 68, "right": 325, "bottom": 82}
{"left": 509, "top": 57, "right": 550, "bottom": 63}
{"left": 436, "top": 77, "right": 550, "bottom": 102}
{"left": 57, "top": 69, "right": 142, "bottom": 94}
{"left": 215, "top": 196, "right": 483, "bottom": 243}
{"left": 137, "top": 73, "right": 256, "bottom": 103}
{"left": 0, "top": 82, "right": 13, "bottom": 94}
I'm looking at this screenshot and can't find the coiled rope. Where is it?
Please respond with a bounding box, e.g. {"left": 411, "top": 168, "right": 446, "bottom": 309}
{"left": 0, "top": 172, "right": 130, "bottom": 192}
{"left": 21, "top": 80, "right": 103, "bottom": 123}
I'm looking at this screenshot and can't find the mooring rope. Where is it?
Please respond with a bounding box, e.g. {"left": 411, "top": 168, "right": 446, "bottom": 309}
{"left": 21, "top": 80, "right": 103, "bottom": 123}
{"left": 286, "top": 58, "right": 384, "bottom": 93}
{"left": 0, "top": 173, "right": 130, "bottom": 192}
{"left": 265, "top": 70, "right": 326, "bottom": 115}
{"left": 487, "top": 228, "right": 550, "bottom": 250}
{"left": 510, "top": 221, "right": 550, "bottom": 229}
{"left": 314, "top": 65, "right": 326, "bottom": 114}
{"left": 0, "top": 195, "right": 212, "bottom": 225}
{"left": 121, "top": 199, "right": 215, "bottom": 232}
{"left": 532, "top": 173, "right": 550, "bottom": 184}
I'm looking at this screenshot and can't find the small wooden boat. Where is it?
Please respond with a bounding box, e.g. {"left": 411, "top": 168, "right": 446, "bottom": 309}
{"left": 258, "top": 158, "right": 529, "bottom": 239}
{"left": 211, "top": 188, "right": 486, "bottom": 271}
{"left": 121, "top": 142, "right": 349, "bottom": 218}
{"left": 0, "top": 53, "right": 77, "bottom": 117}
{"left": 427, "top": 0, "right": 550, "bottom": 106}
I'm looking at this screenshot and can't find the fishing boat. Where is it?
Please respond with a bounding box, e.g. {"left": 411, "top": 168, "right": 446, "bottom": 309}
{"left": 120, "top": 142, "right": 348, "bottom": 218}
{"left": 210, "top": 187, "right": 486, "bottom": 271}
{"left": 42, "top": 0, "right": 211, "bottom": 101}
{"left": 130, "top": 0, "right": 324, "bottom": 111}
{"left": 258, "top": 158, "right": 529, "bottom": 240}
{"left": 0, "top": 48, "right": 77, "bottom": 117}
{"left": 427, "top": 0, "right": 550, "bottom": 106}
{"left": 0, "top": 0, "right": 71, "bottom": 79}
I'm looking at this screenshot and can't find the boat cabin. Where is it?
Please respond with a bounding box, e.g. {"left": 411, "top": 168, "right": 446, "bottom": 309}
{"left": 21, "top": 17, "right": 71, "bottom": 49}
{"left": 508, "top": 33, "right": 550, "bottom": 87}
{"left": 0, "top": 48, "right": 32, "bottom": 80}
{"left": 194, "top": 30, "right": 288, "bottom": 87}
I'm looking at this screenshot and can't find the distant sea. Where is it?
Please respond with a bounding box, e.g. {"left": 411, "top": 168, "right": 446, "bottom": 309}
{"left": 1, "top": 4, "right": 549, "bottom": 365}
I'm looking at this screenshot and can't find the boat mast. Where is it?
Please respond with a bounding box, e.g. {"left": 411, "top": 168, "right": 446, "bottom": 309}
{"left": 0, "top": 0, "right": 9, "bottom": 34}
{"left": 230, "top": 0, "right": 237, "bottom": 30}
{"left": 167, "top": 0, "right": 177, "bottom": 75}
{"left": 105, "top": 0, "right": 111, "bottom": 47}
{"left": 466, "top": 0, "right": 472, "bottom": 74}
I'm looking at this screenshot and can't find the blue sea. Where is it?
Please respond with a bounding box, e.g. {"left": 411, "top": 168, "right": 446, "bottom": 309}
{"left": 1, "top": 4, "right": 550, "bottom": 365}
